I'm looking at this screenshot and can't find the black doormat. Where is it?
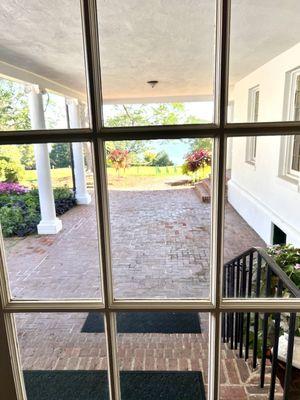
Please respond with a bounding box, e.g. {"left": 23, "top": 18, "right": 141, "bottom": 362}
{"left": 81, "top": 312, "right": 201, "bottom": 334}
{"left": 23, "top": 370, "right": 206, "bottom": 400}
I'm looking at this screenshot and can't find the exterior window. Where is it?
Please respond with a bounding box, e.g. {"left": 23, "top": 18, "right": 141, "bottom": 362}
{"left": 291, "top": 76, "right": 300, "bottom": 173}
{"left": 280, "top": 71, "right": 300, "bottom": 181}
{"left": 291, "top": 135, "right": 300, "bottom": 173}
{"left": 246, "top": 86, "right": 259, "bottom": 164}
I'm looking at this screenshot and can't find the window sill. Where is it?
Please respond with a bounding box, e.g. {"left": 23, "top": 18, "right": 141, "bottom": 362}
{"left": 245, "top": 160, "right": 256, "bottom": 170}
{"left": 277, "top": 174, "right": 300, "bottom": 192}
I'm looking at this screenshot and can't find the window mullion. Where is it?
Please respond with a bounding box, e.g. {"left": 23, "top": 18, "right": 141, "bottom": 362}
{"left": 81, "top": 1, "right": 120, "bottom": 399}
{"left": 210, "top": 1, "right": 231, "bottom": 399}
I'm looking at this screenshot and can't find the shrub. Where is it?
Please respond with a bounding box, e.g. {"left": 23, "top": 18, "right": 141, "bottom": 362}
{"left": 0, "top": 186, "right": 76, "bottom": 237}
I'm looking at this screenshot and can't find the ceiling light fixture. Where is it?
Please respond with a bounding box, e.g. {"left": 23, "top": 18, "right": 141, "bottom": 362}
{"left": 147, "top": 80, "right": 158, "bottom": 88}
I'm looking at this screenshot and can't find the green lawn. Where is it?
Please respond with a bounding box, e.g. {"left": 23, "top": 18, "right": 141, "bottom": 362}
{"left": 21, "top": 165, "right": 211, "bottom": 190}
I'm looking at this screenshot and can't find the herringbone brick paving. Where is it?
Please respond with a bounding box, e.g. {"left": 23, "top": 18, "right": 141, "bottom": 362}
{"left": 4, "top": 186, "right": 276, "bottom": 398}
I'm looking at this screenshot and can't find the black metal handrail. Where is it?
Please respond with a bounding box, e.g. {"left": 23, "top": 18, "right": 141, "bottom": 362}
{"left": 222, "top": 247, "right": 300, "bottom": 400}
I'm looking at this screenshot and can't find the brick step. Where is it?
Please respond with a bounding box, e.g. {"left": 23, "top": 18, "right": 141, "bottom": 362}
{"left": 194, "top": 178, "right": 211, "bottom": 203}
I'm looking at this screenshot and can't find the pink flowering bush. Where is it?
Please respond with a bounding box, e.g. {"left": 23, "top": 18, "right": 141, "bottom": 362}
{"left": 0, "top": 182, "right": 29, "bottom": 195}
{"left": 107, "top": 149, "right": 130, "bottom": 175}
{"left": 182, "top": 149, "right": 211, "bottom": 181}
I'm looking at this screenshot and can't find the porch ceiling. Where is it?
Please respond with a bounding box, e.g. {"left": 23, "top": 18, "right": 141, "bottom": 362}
{"left": 0, "top": 0, "right": 299, "bottom": 102}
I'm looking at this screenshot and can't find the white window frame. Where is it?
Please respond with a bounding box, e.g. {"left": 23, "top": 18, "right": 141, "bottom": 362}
{"left": 245, "top": 85, "right": 259, "bottom": 164}
{"left": 280, "top": 68, "right": 300, "bottom": 184}
{"left": 0, "top": 1, "right": 300, "bottom": 400}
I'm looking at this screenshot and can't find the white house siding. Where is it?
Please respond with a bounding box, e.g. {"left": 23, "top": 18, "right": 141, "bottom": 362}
{"left": 229, "top": 43, "right": 300, "bottom": 246}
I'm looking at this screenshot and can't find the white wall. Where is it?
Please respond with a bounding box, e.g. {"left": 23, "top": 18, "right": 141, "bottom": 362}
{"left": 229, "top": 43, "right": 300, "bottom": 246}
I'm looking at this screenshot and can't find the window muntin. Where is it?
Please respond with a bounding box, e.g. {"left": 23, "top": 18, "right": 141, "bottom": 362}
{"left": 0, "top": 2, "right": 300, "bottom": 400}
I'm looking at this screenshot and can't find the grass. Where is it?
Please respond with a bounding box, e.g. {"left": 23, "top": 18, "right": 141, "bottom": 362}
{"left": 20, "top": 165, "right": 211, "bottom": 190}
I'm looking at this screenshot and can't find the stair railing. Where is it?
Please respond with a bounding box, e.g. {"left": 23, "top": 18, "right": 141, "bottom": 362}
{"left": 222, "top": 247, "right": 300, "bottom": 400}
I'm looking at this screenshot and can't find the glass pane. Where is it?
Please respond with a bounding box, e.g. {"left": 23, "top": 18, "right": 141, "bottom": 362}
{"left": 105, "top": 139, "right": 212, "bottom": 299}
{"left": 0, "top": 142, "right": 102, "bottom": 300}
{"left": 16, "top": 313, "right": 108, "bottom": 399}
{"left": 116, "top": 311, "right": 209, "bottom": 399}
{"left": 220, "top": 312, "right": 300, "bottom": 399}
{"left": 0, "top": 0, "right": 89, "bottom": 131}
{"left": 228, "top": 0, "right": 300, "bottom": 123}
{"left": 97, "top": 0, "right": 216, "bottom": 126}
{"left": 224, "top": 135, "right": 300, "bottom": 300}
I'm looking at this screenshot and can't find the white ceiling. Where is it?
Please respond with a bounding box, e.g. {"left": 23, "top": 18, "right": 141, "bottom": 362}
{"left": 0, "top": 0, "right": 300, "bottom": 102}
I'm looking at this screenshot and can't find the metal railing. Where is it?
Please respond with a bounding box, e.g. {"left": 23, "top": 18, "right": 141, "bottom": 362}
{"left": 222, "top": 247, "right": 300, "bottom": 400}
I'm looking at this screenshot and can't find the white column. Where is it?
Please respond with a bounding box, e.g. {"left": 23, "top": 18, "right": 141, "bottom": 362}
{"left": 28, "top": 85, "right": 62, "bottom": 234}
{"left": 67, "top": 99, "right": 91, "bottom": 205}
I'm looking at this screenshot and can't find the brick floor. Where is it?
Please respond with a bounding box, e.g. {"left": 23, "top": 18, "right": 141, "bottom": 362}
{"left": 4, "top": 187, "right": 265, "bottom": 300}
{"left": 4, "top": 186, "right": 272, "bottom": 398}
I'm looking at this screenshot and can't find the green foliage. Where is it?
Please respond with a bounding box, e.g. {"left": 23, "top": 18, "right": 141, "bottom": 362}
{"left": 148, "top": 151, "right": 174, "bottom": 166}
{"left": 105, "top": 103, "right": 205, "bottom": 128}
{"left": 19, "top": 144, "right": 35, "bottom": 170}
{"left": 267, "top": 244, "right": 300, "bottom": 289}
{"left": 0, "top": 187, "right": 75, "bottom": 237}
{"left": 189, "top": 138, "right": 213, "bottom": 151}
{"left": 50, "top": 143, "right": 71, "bottom": 168}
{"left": 0, "top": 145, "right": 25, "bottom": 182}
{"left": 0, "top": 79, "right": 30, "bottom": 131}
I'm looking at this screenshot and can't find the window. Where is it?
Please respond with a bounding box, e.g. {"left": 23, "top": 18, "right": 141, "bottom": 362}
{"left": 280, "top": 70, "right": 300, "bottom": 181}
{"left": 0, "top": 1, "right": 300, "bottom": 400}
{"left": 246, "top": 86, "right": 259, "bottom": 164}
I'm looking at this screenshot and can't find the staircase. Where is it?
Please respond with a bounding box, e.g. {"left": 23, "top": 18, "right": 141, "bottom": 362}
{"left": 194, "top": 173, "right": 230, "bottom": 203}
{"left": 222, "top": 247, "right": 300, "bottom": 400}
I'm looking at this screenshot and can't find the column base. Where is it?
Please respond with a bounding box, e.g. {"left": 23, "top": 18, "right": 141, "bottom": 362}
{"left": 75, "top": 192, "right": 91, "bottom": 205}
{"left": 37, "top": 218, "right": 62, "bottom": 235}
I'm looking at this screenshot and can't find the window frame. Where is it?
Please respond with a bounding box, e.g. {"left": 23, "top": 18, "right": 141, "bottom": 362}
{"left": 0, "top": 1, "right": 300, "bottom": 400}
{"left": 245, "top": 85, "right": 259, "bottom": 165}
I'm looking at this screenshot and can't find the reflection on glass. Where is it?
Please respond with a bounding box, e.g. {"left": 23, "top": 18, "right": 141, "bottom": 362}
{"left": 16, "top": 313, "right": 108, "bottom": 399}
{"left": 105, "top": 138, "right": 212, "bottom": 299}
{"left": 224, "top": 135, "right": 300, "bottom": 299}
{"left": 117, "top": 312, "right": 209, "bottom": 399}
{"left": 97, "top": 0, "right": 216, "bottom": 126}
{"left": 0, "top": 142, "right": 101, "bottom": 300}
{"left": 229, "top": 0, "right": 300, "bottom": 123}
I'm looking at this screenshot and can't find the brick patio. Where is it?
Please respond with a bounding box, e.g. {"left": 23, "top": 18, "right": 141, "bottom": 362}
{"left": 4, "top": 186, "right": 277, "bottom": 399}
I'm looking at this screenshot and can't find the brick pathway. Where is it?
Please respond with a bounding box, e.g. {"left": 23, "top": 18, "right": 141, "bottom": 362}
{"left": 4, "top": 186, "right": 272, "bottom": 398}
{"left": 4, "top": 187, "right": 265, "bottom": 300}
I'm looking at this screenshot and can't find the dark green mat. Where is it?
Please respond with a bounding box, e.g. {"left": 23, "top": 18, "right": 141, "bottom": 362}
{"left": 81, "top": 312, "right": 201, "bottom": 334}
{"left": 23, "top": 370, "right": 206, "bottom": 400}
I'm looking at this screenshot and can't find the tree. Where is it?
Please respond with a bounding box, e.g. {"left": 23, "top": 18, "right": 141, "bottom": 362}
{"left": 0, "top": 79, "right": 30, "bottom": 131}
{"left": 19, "top": 144, "right": 35, "bottom": 170}
{"left": 147, "top": 151, "right": 174, "bottom": 166}
{"left": 105, "top": 103, "right": 205, "bottom": 127}
{"left": 0, "top": 145, "right": 25, "bottom": 182}
{"left": 49, "top": 144, "right": 71, "bottom": 168}
{"left": 189, "top": 138, "right": 212, "bottom": 151}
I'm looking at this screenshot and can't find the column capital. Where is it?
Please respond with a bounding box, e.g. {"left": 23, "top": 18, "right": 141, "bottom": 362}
{"left": 25, "top": 84, "right": 47, "bottom": 96}
{"left": 66, "top": 97, "right": 79, "bottom": 107}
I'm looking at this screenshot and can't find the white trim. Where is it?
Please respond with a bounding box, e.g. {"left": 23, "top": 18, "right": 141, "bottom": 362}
{"left": 228, "top": 179, "right": 300, "bottom": 243}
{"left": 279, "top": 68, "right": 300, "bottom": 184}
{"left": 245, "top": 85, "right": 259, "bottom": 164}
